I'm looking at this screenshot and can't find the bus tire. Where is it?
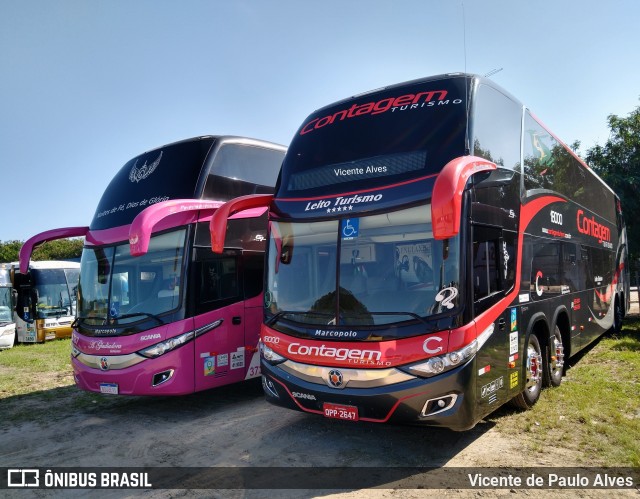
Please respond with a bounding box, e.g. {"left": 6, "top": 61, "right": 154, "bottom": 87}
{"left": 613, "top": 297, "right": 623, "bottom": 334}
{"left": 511, "top": 334, "right": 543, "bottom": 410}
{"left": 543, "top": 325, "right": 564, "bottom": 388}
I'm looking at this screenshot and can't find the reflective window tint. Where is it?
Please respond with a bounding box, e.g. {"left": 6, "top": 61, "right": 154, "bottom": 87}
{"left": 472, "top": 84, "right": 522, "bottom": 171}
{"left": 523, "top": 112, "right": 615, "bottom": 223}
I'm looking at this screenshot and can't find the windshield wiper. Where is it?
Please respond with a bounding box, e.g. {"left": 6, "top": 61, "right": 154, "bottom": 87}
{"left": 111, "top": 312, "right": 163, "bottom": 325}
{"left": 71, "top": 315, "right": 107, "bottom": 328}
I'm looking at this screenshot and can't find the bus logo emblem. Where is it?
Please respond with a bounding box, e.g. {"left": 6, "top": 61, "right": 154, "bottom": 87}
{"left": 423, "top": 336, "right": 443, "bottom": 354}
{"left": 129, "top": 151, "right": 163, "bottom": 183}
{"left": 327, "top": 369, "right": 344, "bottom": 388}
{"left": 100, "top": 357, "right": 109, "bottom": 371}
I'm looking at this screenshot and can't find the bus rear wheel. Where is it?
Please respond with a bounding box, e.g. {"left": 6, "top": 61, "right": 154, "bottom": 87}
{"left": 543, "top": 325, "right": 564, "bottom": 388}
{"left": 613, "top": 297, "right": 623, "bottom": 334}
{"left": 511, "top": 334, "right": 543, "bottom": 410}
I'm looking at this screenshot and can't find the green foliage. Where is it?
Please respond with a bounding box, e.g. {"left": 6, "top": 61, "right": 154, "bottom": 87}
{"left": 31, "top": 238, "right": 84, "bottom": 261}
{"left": 0, "top": 238, "right": 84, "bottom": 263}
{"left": 0, "top": 240, "right": 22, "bottom": 263}
{"left": 586, "top": 101, "right": 640, "bottom": 263}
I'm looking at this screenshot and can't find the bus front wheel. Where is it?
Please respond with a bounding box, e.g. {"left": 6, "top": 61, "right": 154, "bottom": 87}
{"left": 511, "top": 334, "right": 543, "bottom": 410}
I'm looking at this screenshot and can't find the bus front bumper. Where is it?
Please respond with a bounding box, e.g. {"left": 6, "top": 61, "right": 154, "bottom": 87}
{"left": 71, "top": 348, "right": 195, "bottom": 396}
{"left": 260, "top": 357, "right": 478, "bottom": 431}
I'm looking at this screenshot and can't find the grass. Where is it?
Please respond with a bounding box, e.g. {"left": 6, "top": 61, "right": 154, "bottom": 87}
{"left": 1, "top": 321, "right": 639, "bottom": 466}
{"left": 491, "top": 318, "right": 640, "bottom": 467}
{"left": 0, "top": 338, "right": 74, "bottom": 397}
{"left": 0, "top": 338, "right": 148, "bottom": 425}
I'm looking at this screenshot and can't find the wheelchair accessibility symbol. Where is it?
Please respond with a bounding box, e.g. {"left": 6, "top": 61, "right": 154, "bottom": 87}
{"left": 341, "top": 218, "right": 359, "bottom": 239}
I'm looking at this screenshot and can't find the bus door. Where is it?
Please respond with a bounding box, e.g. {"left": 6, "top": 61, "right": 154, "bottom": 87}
{"left": 193, "top": 249, "right": 247, "bottom": 391}
{"left": 11, "top": 270, "right": 38, "bottom": 342}
{"left": 471, "top": 225, "right": 517, "bottom": 413}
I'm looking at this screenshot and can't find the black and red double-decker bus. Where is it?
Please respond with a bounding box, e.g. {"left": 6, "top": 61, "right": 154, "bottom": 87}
{"left": 211, "top": 74, "right": 629, "bottom": 430}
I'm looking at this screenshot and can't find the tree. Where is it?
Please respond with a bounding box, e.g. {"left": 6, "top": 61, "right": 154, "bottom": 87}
{"left": 586, "top": 101, "right": 640, "bottom": 265}
{"left": 0, "top": 240, "right": 22, "bottom": 263}
{"left": 0, "top": 238, "right": 84, "bottom": 263}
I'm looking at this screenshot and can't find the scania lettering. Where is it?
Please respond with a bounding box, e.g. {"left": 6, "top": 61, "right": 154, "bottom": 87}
{"left": 18, "top": 136, "right": 285, "bottom": 395}
{"left": 211, "top": 74, "right": 629, "bottom": 430}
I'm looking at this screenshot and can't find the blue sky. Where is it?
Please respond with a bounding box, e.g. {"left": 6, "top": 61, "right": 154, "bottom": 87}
{"left": 1, "top": 0, "right": 639, "bottom": 242}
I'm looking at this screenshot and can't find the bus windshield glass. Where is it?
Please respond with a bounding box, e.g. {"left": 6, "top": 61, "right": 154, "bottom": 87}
{"left": 31, "top": 268, "right": 78, "bottom": 319}
{"left": 0, "top": 287, "right": 12, "bottom": 323}
{"left": 265, "top": 204, "right": 460, "bottom": 328}
{"left": 78, "top": 229, "right": 187, "bottom": 326}
{"left": 278, "top": 78, "right": 468, "bottom": 198}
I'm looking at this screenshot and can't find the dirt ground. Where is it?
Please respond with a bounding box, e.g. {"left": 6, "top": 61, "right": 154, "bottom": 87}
{"left": 2, "top": 302, "right": 639, "bottom": 498}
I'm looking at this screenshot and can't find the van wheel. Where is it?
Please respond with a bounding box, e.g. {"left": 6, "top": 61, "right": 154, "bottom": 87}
{"left": 543, "top": 326, "right": 564, "bottom": 388}
{"left": 511, "top": 334, "right": 543, "bottom": 409}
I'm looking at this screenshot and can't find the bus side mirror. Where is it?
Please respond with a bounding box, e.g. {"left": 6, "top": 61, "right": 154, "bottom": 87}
{"left": 280, "top": 239, "right": 293, "bottom": 265}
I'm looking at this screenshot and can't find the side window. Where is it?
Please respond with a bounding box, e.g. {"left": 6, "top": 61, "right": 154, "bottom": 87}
{"left": 472, "top": 225, "right": 504, "bottom": 315}
{"left": 530, "top": 241, "right": 562, "bottom": 299}
{"left": 193, "top": 249, "right": 242, "bottom": 315}
{"left": 523, "top": 112, "right": 559, "bottom": 192}
{"left": 472, "top": 84, "right": 522, "bottom": 171}
{"left": 243, "top": 252, "right": 264, "bottom": 300}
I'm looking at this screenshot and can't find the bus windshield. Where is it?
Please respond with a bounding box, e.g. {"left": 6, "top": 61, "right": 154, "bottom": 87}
{"left": 265, "top": 204, "right": 460, "bottom": 329}
{"left": 78, "top": 228, "right": 187, "bottom": 327}
{"left": 0, "top": 287, "right": 12, "bottom": 323}
{"left": 31, "top": 268, "right": 78, "bottom": 319}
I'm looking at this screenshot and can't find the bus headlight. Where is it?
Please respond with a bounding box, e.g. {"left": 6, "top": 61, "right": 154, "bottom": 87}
{"left": 138, "top": 331, "right": 195, "bottom": 359}
{"left": 402, "top": 340, "right": 477, "bottom": 377}
{"left": 402, "top": 323, "right": 495, "bottom": 377}
{"left": 260, "top": 341, "right": 286, "bottom": 365}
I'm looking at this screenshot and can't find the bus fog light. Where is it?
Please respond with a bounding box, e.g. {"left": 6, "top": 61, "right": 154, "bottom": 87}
{"left": 152, "top": 369, "right": 175, "bottom": 386}
{"left": 421, "top": 394, "right": 458, "bottom": 417}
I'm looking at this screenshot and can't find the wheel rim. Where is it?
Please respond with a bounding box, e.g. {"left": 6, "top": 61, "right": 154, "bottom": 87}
{"left": 550, "top": 334, "right": 564, "bottom": 375}
{"left": 525, "top": 341, "right": 542, "bottom": 393}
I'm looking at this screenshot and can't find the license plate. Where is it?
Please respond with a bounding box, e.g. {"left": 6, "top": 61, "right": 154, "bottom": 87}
{"left": 323, "top": 403, "right": 358, "bottom": 421}
{"left": 100, "top": 383, "right": 119, "bottom": 395}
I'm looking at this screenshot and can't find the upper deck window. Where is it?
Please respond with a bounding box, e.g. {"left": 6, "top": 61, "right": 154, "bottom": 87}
{"left": 211, "top": 144, "right": 283, "bottom": 187}
{"left": 471, "top": 84, "right": 522, "bottom": 171}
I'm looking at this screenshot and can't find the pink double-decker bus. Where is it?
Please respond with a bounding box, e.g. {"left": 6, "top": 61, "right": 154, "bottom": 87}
{"left": 18, "top": 136, "right": 285, "bottom": 395}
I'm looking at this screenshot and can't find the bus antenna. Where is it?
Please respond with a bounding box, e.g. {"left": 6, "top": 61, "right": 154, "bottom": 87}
{"left": 484, "top": 68, "right": 504, "bottom": 78}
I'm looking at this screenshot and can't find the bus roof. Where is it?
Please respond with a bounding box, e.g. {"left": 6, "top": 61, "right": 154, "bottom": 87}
{"left": 10, "top": 260, "right": 80, "bottom": 271}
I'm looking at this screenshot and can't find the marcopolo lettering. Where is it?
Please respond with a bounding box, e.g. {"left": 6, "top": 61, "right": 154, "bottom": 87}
{"left": 313, "top": 329, "right": 359, "bottom": 338}
{"left": 300, "top": 90, "right": 450, "bottom": 135}
{"left": 576, "top": 209, "right": 611, "bottom": 244}
{"left": 288, "top": 342, "right": 381, "bottom": 362}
